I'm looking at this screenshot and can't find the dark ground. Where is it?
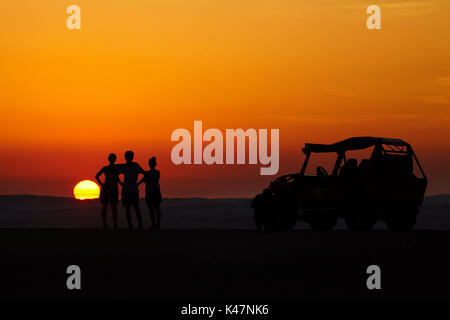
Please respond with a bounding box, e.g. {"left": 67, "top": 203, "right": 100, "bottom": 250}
{"left": 1, "top": 229, "right": 450, "bottom": 300}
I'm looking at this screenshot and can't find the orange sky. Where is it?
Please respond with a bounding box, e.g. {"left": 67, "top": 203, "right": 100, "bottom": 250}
{"left": 1, "top": 0, "right": 450, "bottom": 197}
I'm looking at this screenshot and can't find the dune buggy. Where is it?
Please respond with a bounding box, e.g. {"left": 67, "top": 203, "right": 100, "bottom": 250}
{"left": 252, "top": 137, "right": 427, "bottom": 231}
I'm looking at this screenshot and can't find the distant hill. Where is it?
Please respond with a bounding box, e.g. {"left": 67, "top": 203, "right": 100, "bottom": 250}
{"left": 0, "top": 195, "right": 254, "bottom": 229}
{"left": 423, "top": 194, "right": 450, "bottom": 204}
{"left": 0, "top": 194, "right": 449, "bottom": 229}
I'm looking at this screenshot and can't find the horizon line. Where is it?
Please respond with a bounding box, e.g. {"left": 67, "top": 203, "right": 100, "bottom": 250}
{"left": 0, "top": 193, "right": 449, "bottom": 200}
{"left": 0, "top": 194, "right": 253, "bottom": 200}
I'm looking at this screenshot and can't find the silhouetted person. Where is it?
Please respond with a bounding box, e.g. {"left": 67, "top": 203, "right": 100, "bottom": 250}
{"left": 316, "top": 166, "right": 327, "bottom": 178}
{"left": 119, "top": 150, "right": 144, "bottom": 229}
{"left": 139, "top": 157, "right": 162, "bottom": 229}
{"left": 95, "top": 153, "right": 120, "bottom": 229}
{"left": 358, "top": 159, "right": 371, "bottom": 175}
{"left": 340, "top": 158, "right": 358, "bottom": 177}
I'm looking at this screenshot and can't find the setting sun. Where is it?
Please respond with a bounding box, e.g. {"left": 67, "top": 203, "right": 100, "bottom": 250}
{"left": 74, "top": 180, "right": 100, "bottom": 200}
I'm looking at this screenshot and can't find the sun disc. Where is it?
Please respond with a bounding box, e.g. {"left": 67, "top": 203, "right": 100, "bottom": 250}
{"left": 74, "top": 180, "right": 100, "bottom": 200}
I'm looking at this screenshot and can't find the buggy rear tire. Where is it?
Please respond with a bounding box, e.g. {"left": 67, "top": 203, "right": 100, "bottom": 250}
{"left": 385, "top": 207, "right": 417, "bottom": 231}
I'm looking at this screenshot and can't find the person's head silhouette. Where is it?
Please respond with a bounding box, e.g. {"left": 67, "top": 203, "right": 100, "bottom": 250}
{"left": 347, "top": 158, "right": 357, "bottom": 169}
{"left": 125, "top": 150, "right": 134, "bottom": 164}
{"left": 149, "top": 157, "right": 157, "bottom": 169}
{"left": 108, "top": 153, "right": 117, "bottom": 165}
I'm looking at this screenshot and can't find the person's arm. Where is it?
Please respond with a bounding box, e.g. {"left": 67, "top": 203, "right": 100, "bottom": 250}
{"left": 137, "top": 171, "right": 146, "bottom": 186}
{"left": 116, "top": 164, "right": 124, "bottom": 186}
{"left": 95, "top": 168, "right": 104, "bottom": 186}
{"left": 137, "top": 163, "right": 146, "bottom": 182}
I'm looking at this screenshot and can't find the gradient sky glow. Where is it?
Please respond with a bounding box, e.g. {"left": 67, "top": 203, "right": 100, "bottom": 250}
{"left": 1, "top": 0, "right": 450, "bottom": 197}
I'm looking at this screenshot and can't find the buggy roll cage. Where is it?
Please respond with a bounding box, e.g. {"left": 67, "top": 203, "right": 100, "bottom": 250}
{"left": 299, "top": 137, "right": 426, "bottom": 179}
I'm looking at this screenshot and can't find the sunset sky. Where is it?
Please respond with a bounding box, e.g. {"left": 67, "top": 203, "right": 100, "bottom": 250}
{"left": 1, "top": 0, "right": 450, "bottom": 197}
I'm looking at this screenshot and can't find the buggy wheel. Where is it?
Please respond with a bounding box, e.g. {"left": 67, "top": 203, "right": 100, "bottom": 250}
{"left": 344, "top": 206, "right": 377, "bottom": 230}
{"left": 309, "top": 213, "right": 337, "bottom": 230}
{"left": 385, "top": 207, "right": 417, "bottom": 231}
{"left": 275, "top": 191, "right": 298, "bottom": 230}
{"left": 277, "top": 205, "right": 298, "bottom": 230}
{"left": 263, "top": 213, "right": 279, "bottom": 231}
{"left": 279, "top": 216, "right": 297, "bottom": 230}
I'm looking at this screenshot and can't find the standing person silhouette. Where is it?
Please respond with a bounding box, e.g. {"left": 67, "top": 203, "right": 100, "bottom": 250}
{"left": 119, "top": 150, "right": 145, "bottom": 229}
{"left": 95, "top": 153, "right": 121, "bottom": 229}
{"left": 139, "top": 157, "right": 162, "bottom": 229}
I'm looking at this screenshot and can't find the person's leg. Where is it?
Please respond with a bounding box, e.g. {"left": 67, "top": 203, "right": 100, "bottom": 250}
{"left": 133, "top": 201, "right": 143, "bottom": 229}
{"left": 111, "top": 203, "right": 118, "bottom": 229}
{"left": 101, "top": 202, "right": 108, "bottom": 229}
{"left": 125, "top": 205, "right": 133, "bottom": 229}
{"left": 155, "top": 203, "right": 162, "bottom": 228}
{"left": 147, "top": 203, "right": 156, "bottom": 227}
